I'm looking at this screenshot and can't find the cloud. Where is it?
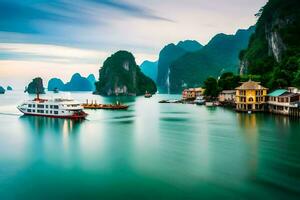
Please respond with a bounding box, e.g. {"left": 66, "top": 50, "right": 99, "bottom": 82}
{"left": 0, "top": 43, "right": 108, "bottom": 63}
{"left": 0, "top": 42, "right": 157, "bottom": 89}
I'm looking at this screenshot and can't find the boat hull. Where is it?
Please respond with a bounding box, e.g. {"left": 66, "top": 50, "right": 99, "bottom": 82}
{"left": 18, "top": 110, "right": 87, "bottom": 119}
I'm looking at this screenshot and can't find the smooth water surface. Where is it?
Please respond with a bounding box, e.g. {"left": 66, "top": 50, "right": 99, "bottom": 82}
{"left": 0, "top": 91, "right": 300, "bottom": 199}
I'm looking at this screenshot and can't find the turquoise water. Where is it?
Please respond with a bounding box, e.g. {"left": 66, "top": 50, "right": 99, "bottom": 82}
{"left": 0, "top": 91, "right": 300, "bottom": 199}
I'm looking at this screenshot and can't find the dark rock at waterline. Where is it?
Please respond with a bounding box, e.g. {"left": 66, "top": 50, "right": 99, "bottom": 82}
{"left": 0, "top": 86, "right": 5, "bottom": 94}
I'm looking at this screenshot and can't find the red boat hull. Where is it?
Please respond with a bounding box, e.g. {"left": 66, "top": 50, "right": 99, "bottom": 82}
{"left": 21, "top": 112, "right": 87, "bottom": 119}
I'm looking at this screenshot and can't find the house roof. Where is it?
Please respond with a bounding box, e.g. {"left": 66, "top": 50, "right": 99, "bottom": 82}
{"left": 220, "top": 90, "right": 235, "bottom": 94}
{"left": 280, "top": 92, "right": 299, "bottom": 98}
{"left": 235, "top": 80, "right": 267, "bottom": 90}
{"left": 268, "top": 89, "right": 287, "bottom": 97}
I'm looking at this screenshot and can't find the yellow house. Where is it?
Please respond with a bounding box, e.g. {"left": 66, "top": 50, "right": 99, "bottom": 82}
{"left": 235, "top": 80, "right": 268, "bottom": 112}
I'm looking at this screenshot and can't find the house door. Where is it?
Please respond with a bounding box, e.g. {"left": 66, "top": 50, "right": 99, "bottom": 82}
{"left": 247, "top": 104, "right": 252, "bottom": 110}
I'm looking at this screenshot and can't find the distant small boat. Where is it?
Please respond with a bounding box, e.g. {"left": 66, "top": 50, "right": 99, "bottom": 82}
{"left": 194, "top": 96, "right": 205, "bottom": 105}
{"left": 53, "top": 88, "right": 59, "bottom": 93}
{"left": 205, "top": 102, "right": 214, "bottom": 107}
{"left": 82, "top": 100, "right": 129, "bottom": 110}
{"left": 144, "top": 91, "right": 152, "bottom": 98}
{"left": 159, "top": 99, "right": 181, "bottom": 103}
{"left": 248, "top": 110, "right": 252, "bottom": 114}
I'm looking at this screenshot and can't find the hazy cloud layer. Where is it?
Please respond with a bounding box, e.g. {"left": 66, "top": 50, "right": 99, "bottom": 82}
{"left": 0, "top": 0, "right": 267, "bottom": 88}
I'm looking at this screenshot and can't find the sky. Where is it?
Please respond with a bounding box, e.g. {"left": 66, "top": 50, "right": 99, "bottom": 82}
{"left": 0, "top": 0, "right": 267, "bottom": 89}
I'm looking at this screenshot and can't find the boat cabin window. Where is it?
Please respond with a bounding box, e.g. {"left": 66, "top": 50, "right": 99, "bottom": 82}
{"left": 37, "top": 105, "right": 44, "bottom": 108}
{"left": 27, "top": 109, "right": 31, "bottom": 112}
{"left": 28, "top": 104, "right": 32, "bottom": 108}
{"left": 37, "top": 110, "right": 44, "bottom": 113}
{"left": 54, "top": 111, "right": 58, "bottom": 114}
{"left": 46, "top": 105, "right": 48, "bottom": 108}
{"left": 54, "top": 105, "right": 59, "bottom": 109}
{"left": 50, "top": 105, "right": 53, "bottom": 109}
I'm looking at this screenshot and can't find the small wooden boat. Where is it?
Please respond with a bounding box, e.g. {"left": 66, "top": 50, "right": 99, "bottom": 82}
{"left": 194, "top": 96, "right": 205, "bottom": 105}
{"left": 205, "top": 101, "right": 220, "bottom": 107}
{"left": 82, "top": 100, "right": 129, "bottom": 110}
{"left": 144, "top": 91, "right": 152, "bottom": 98}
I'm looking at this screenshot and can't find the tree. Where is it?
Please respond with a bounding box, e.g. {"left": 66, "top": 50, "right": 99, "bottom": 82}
{"left": 218, "top": 72, "right": 240, "bottom": 90}
{"left": 204, "top": 77, "right": 219, "bottom": 97}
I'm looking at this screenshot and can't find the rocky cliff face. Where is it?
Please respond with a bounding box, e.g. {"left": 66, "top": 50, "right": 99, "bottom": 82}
{"left": 239, "top": 0, "right": 300, "bottom": 88}
{"left": 95, "top": 51, "right": 156, "bottom": 96}
{"left": 156, "top": 44, "right": 186, "bottom": 93}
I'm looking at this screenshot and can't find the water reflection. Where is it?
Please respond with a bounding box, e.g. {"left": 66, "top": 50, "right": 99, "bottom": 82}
{"left": 236, "top": 113, "right": 259, "bottom": 180}
{"left": 19, "top": 115, "right": 82, "bottom": 136}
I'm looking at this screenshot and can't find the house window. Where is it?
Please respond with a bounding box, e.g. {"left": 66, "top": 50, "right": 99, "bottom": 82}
{"left": 249, "top": 97, "right": 254, "bottom": 102}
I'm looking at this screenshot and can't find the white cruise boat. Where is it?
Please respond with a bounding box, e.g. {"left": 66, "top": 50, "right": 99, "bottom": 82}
{"left": 17, "top": 95, "right": 87, "bottom": 119}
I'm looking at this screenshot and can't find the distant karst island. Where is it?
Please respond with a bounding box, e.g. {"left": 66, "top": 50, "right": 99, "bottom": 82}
{"left": 48, "top": 73, "right": 96, "bottom": 92}
{"left": 25, "top": 77, "right": 45, "bottom": 94}
{"left": 95, "top": 50, "right": 157, "bottom": 96}
{"left": 0, "top": 86, "right": 5, "bottom": 94}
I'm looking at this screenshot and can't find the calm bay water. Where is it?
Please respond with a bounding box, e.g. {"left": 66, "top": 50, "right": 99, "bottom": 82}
{"left": 0, "top": 91, "right": 300, "bottom": 199}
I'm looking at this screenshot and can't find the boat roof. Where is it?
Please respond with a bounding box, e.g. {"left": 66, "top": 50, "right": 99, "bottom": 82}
{"left": 28, "top": 98, "right": 79, "bottom": 104}
{"left": 268, "top": 89, "right": 288, "bottom": 97}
